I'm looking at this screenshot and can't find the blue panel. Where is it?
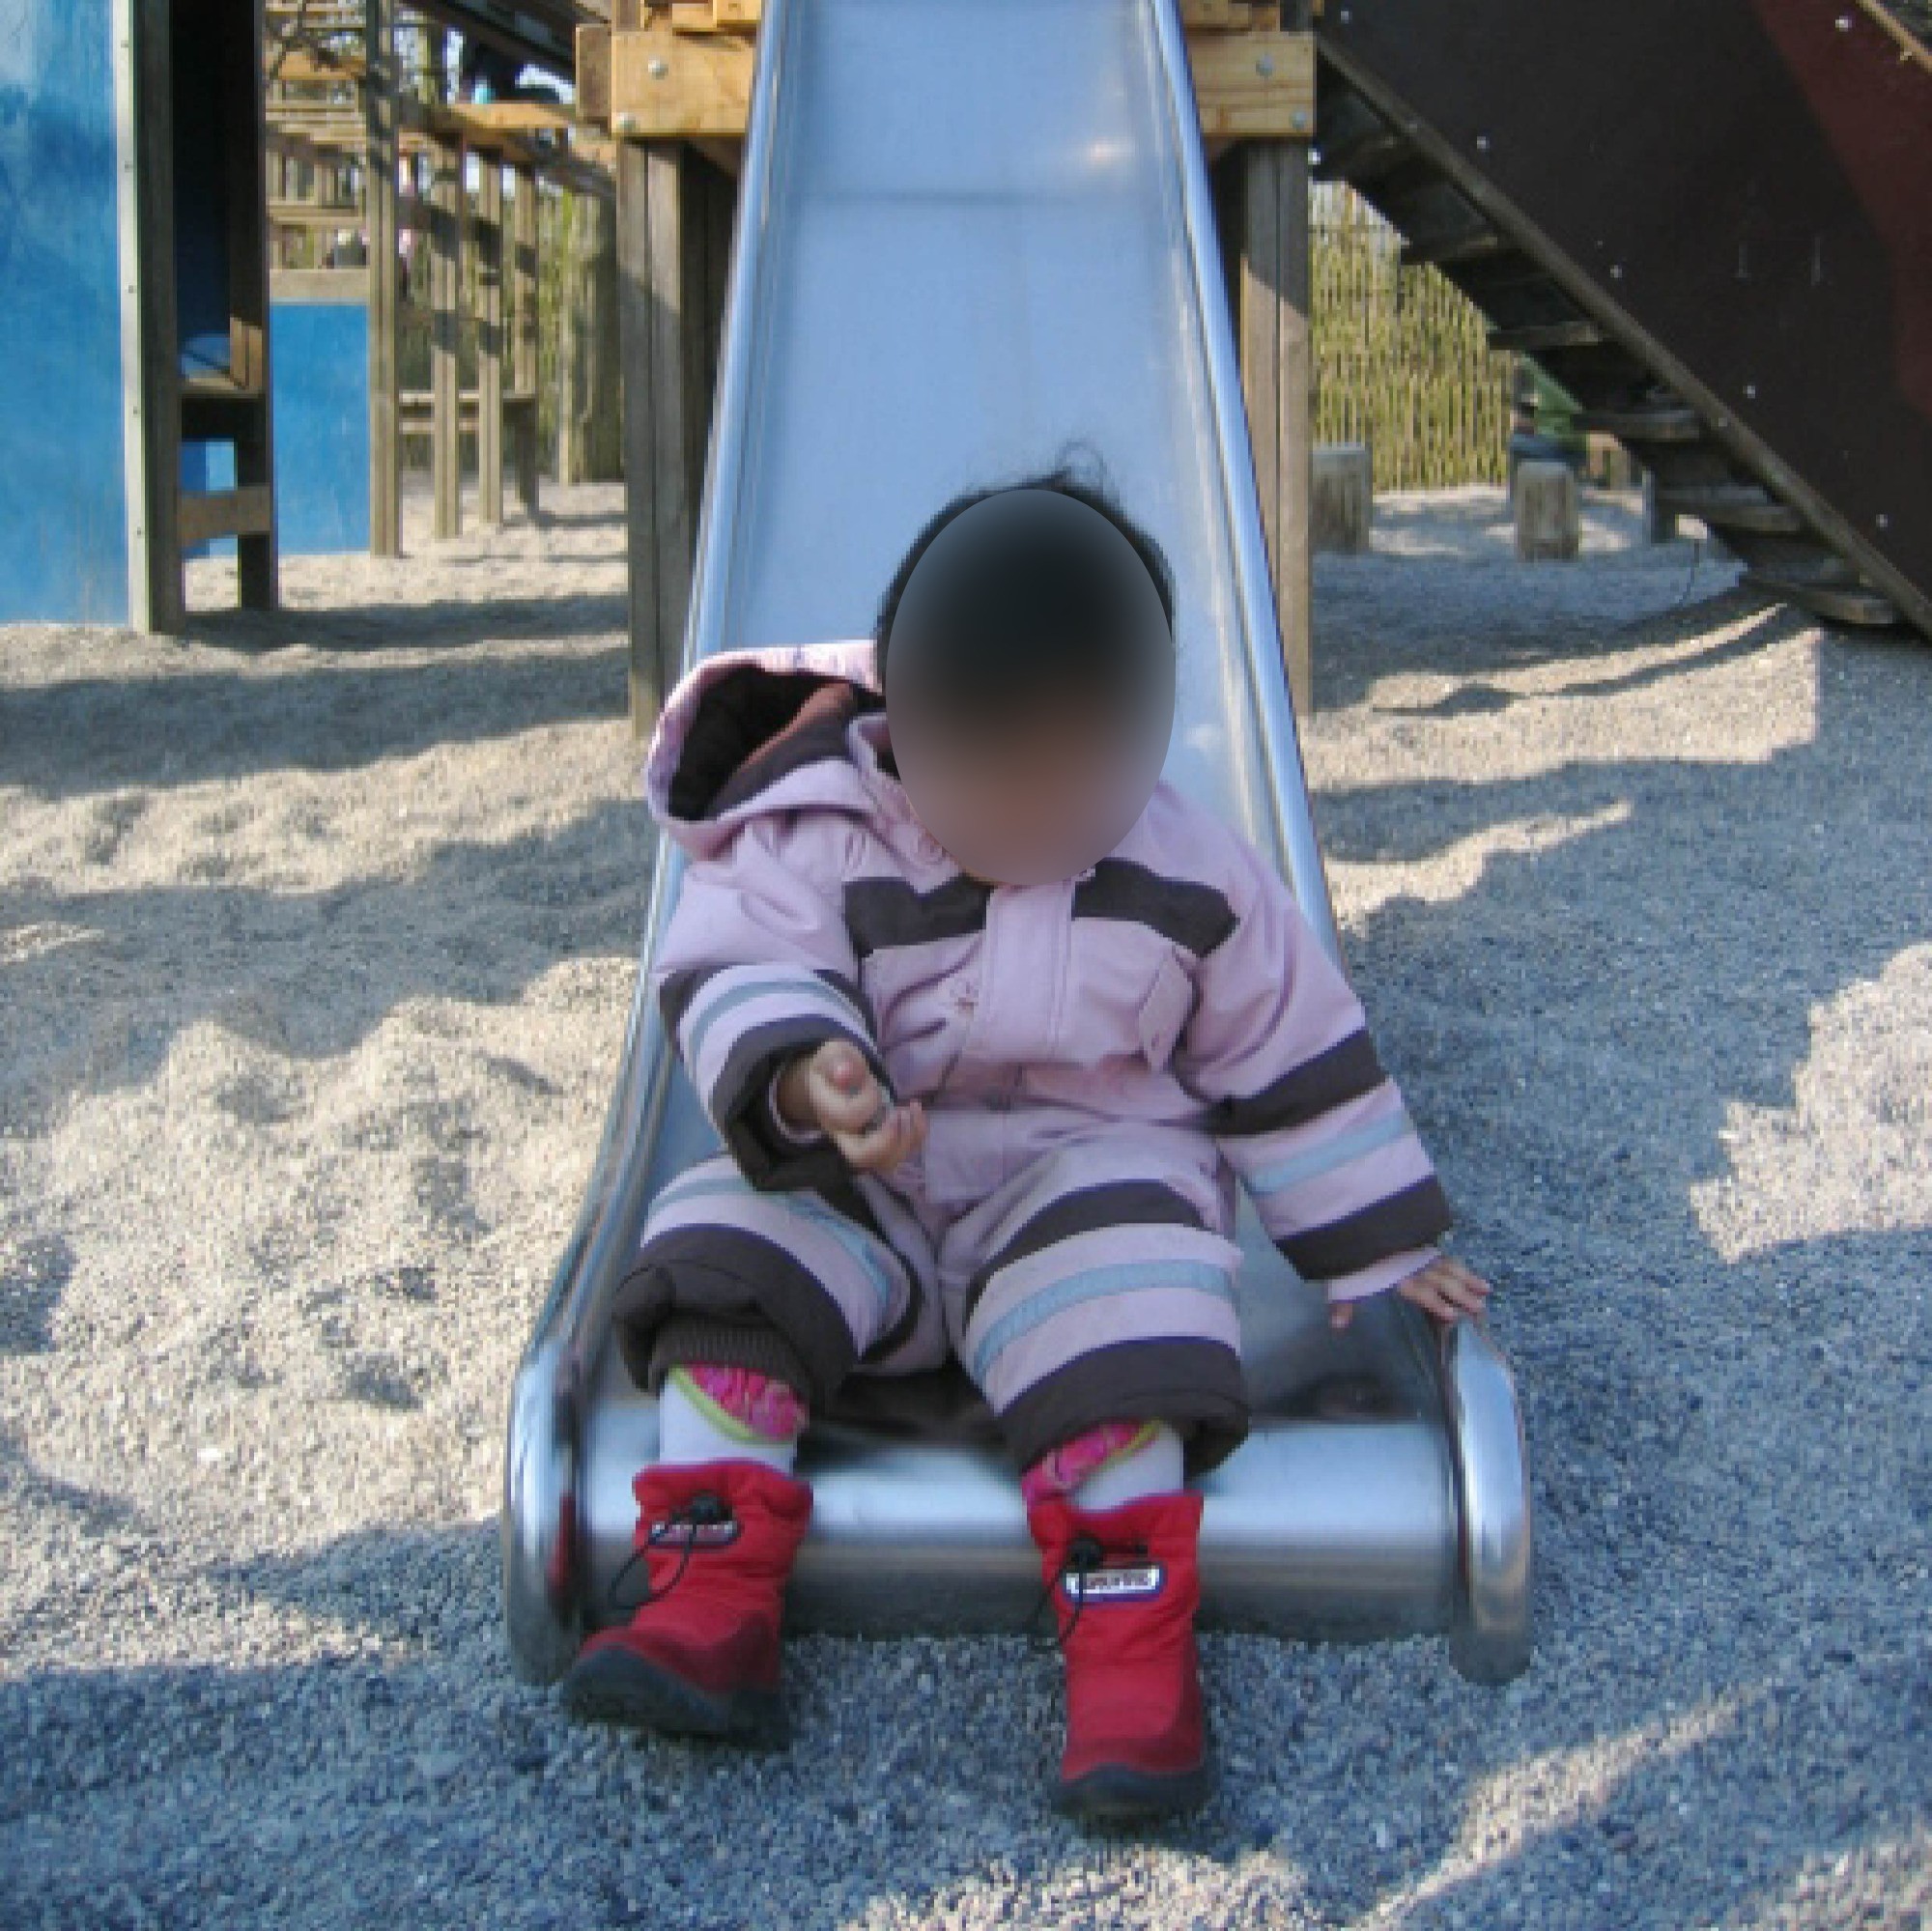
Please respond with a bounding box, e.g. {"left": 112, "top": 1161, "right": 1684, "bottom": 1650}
{"left": 180, "top": 302, "right": 370, "bottom": 559}
{"left": 270, "top": 299, "right": 370, "bottom": 554}
{"left": 0, "top": 1, "right": 129, "bottom": 622}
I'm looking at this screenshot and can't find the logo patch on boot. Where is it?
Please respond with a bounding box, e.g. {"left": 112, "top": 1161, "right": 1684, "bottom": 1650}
{"left": 648, "top": 1519, "right": 741, "bottom": 1548}
{"left": 1065, "top": 1561, "right": 1165, "bottom": 1603}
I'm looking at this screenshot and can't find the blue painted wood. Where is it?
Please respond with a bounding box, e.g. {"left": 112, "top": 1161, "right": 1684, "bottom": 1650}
{"left": 183, "top": 298, "right": 370, "bottom": 559}
{"left": 271, "top": 300, "right": 370, "bottom": 555}
{"left": 0, "top": 1, "right": 130, "bottom": 623}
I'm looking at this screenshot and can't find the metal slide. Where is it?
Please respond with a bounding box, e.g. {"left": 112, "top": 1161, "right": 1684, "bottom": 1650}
{"left": 502, "top": 0, "right": 1531, "bottom": 1687}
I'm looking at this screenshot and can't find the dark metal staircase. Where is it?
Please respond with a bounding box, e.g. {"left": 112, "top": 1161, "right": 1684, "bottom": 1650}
{"left": 1312, "top": 3, "right": 1931, "bottom": 638}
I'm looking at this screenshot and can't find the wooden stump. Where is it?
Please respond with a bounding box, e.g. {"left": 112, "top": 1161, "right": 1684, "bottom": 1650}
{"left": 1515, "top": 459, "right": 1579, "bottom": 561}
{"left": 1313, "top": 442, "right": 1373, "bottom": 554}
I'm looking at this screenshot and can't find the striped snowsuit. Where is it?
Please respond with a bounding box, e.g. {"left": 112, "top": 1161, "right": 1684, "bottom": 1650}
{"left": 611, "top": 640, "right": 1453, "bottom": 1478}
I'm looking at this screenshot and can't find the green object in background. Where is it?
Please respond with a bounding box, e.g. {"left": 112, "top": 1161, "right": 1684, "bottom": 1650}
{"left": 1526, "top": 361, "right": 1588, "bottom": 457}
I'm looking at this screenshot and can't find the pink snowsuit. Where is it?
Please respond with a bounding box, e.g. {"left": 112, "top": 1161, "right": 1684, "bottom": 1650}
{"left": 611, "top": 639, "right": 1452, "bottom": 1478}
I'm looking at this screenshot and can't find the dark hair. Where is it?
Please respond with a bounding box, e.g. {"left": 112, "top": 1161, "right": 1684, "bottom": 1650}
{"left": 870, "top": 457, "right": 1177, "bottom": 717}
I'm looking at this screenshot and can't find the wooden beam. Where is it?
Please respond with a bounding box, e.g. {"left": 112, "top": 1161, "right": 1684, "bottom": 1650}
{"left": 269, "top": 48, "right": 368, "bottom": 83}
{"left": 1237, "top": 140, "right": 1313, "bottom": 716}
{"left": 1187, "top": 32, "right": 1315, "bottom": 137}
{"left": 366, "top": 0, "right": 401, "bottom": 556}
{"left": 576, "top": 25, "right": 612, "bottom": 124}
{"left": 617, "top": 140, "right": 707, "bottom": 736}
{"left": 230, "top": 0, "right": 277, "bottom": 611}
{"left": 430, "top": 132, "right": 465, "bottom": 538}
{"left": 595, "top": 25, "right": 1315, "bottom": 140}
{"left": 133, "top": 0, "right": 184, "bottom": 632}
{"left": 477, "top": 158, "right": 506, "bottom": 526}
{"left": 512, "top": 165, "right": 542, "bottom": 516}
{"left": 610, "top": 28, "right": 752, "bottom": 137}
{"left": 270, "top": 267, "right": 371, "bottom": 302}
{"left": 449, "top": 101, "right": 579, "bottom": 134}
{"left": 180, "top": 484, "right": 275, "bottom": 550}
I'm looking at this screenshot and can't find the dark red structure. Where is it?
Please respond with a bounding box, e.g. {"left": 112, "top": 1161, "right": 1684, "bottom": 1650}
{"left": 1316, "top": 0, "right": 1931, "bottom": 636}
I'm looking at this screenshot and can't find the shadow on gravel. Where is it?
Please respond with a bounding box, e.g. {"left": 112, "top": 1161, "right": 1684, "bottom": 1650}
{"left": 0, "top": 1489, "right": 1923, "bottom": 1929}
{"left": 187, "top": 592, "right": 630, "bottom": 657}
{"left": 4, "top": 562, "right": 1925, "bottom": 1927}
{"left": 0, "top": 636, "right": 630, "bottom": 803}
{"left": 0, "top": 797, "right": 653, "bottom": 1132}
{"left": 1298, "top": 597, "right": 1932, "bottom": 1921}
{"left": 0, "top": 1235, "right": 73, "bottom": 1355}
{"left": 1309, "top": 544, "right": 1759, "bottom": 714}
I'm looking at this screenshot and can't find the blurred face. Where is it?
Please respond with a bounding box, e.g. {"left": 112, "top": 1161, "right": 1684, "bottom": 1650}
{"left": 882, "top": 489, "right": 1175, "bottom": 886}
{"left": 892, "top": 693, "right": 1158, "bottom": 884}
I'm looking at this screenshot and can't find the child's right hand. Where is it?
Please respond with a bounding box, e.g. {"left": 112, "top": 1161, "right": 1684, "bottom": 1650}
{"left": 776, "top": 1039, "right": 926, "bottom": 1175}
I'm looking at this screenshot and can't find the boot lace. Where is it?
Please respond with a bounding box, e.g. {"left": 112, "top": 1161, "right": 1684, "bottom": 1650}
{"left": 1025, "top": 1532, "right": 1151, "bottom": 1653}
{"left": 607, "top": 1490, "right": 732, "bottom": 1614}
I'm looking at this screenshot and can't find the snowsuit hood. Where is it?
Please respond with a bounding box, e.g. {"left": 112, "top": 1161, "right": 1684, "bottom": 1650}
{"left": 643, "top": 639, "right": 887, "bottom": 861}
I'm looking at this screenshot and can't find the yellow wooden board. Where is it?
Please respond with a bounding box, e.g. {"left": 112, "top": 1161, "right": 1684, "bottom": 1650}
{"left": 595, "top": 24, "right": 1314, "bottom": 140}
{"left": 610, "top": 27, "right": 753, "bottom": 138}
{"left": 1186, "top": 30, "right": 1315, "bottom": 136}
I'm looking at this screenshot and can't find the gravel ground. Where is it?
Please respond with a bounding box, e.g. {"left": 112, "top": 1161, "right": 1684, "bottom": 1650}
{"left": 2, "top": 484, "right": 1927, "bottom": 1929}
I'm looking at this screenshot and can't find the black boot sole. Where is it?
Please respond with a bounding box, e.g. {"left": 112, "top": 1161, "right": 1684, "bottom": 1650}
{"left": 1054, "top": 1757, "right": 1216, "bottom": 1824}
{"left": 561, "top": 1647, "right": 789, "bottom": 1748}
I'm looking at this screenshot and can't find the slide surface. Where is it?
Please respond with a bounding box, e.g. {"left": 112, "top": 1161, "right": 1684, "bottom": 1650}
{"left": 504, "top": 0, "right": 1529, "bottom": 1686}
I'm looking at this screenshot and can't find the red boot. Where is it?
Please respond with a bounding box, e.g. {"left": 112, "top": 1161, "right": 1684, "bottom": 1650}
{"left": 1026, "top": 1487, "right": 1214, "bottom": 1820}
{"left": 563, "top": 1459, "right": 812, "bottom": 1746}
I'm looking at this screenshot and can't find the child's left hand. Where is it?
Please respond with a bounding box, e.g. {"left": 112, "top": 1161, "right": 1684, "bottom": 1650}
{"left": 1328, "top": 1255, "right": 1493, "bottom": 1331}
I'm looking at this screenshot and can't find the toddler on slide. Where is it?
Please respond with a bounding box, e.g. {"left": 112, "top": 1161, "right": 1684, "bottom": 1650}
{"left": 562, "top": 467, "right": 1492, "bottom": 1821}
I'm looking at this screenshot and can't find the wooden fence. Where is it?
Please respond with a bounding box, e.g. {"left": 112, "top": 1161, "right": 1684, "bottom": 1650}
{"left": 1312, "top": 182, "right": 1514, "bottom": 491}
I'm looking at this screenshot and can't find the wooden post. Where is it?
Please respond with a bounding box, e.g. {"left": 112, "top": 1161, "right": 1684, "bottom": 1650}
{"left": 229, "top": 0, "right": 276, "bottom": 611}
{"left": 430, "top": 133, "right": 464, "bottom": 539}
{"left": 365, "top": 0, "right": 401, "bottom": 556}
{"left": 512, "top": 164, "right": 541, "bottom": 516}
{"left": 559, "top": 189, "right": 625, "bottom": 487}
{"left": 1313, "top": 442, "right": 1373, "bottom": 554}
{"left": 1237, "top": 138, "right": 1314, "bottom": 718}
{"left": 555, "top": 194, "right": 584, "bottom": 485}
{"left": 477, "top": 157, "right": 506, "bottom": 526}
{"left": 1515, "top": 460, "right": 1580, "bottom": 560}
{"left": 131, "top": 0, "right": 184, "bottom": 632}
{"left": 617, "top": 139, "right": 707, "bottom": 737}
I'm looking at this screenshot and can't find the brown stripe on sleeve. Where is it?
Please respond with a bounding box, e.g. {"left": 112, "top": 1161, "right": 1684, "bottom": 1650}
{"left": 1276, "top": 1175, "right": 1454, "bottom": 1282}
{"left": 1072, "top": 859, "right": 1238, "bottom": 957}
{"left": 658, "top": 964, "right": 721, "bottom": 1041}
{"left": 843, "top": 875, "right": 992, "bottom": 958}
{"left": 1202, "top": 1028, "right": 1389, "bottom": 1136}
{"left": 813, "top": 967, "right": 878, "bottom": 1033}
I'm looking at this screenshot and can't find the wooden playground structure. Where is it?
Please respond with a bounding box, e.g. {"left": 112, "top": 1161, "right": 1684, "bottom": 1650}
{"left": 1, "top": 1, "right": 1924, "bottom": 675}
{"left": 4, "top": 0, "right": 615, "bottom": 632}
{"left": 261, "top": 0, "right": 618, "bottom": 558}
{"left": 575, "top": 0, "right": 1326, "bottom": 726}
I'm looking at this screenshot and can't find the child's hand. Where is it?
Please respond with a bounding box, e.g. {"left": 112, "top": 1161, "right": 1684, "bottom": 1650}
{"left": 1328, "top": 1255, "right": 1493, "bottom": 1331}
{"left": 776, "top": 1039, "right": 927, "bottom": 1176}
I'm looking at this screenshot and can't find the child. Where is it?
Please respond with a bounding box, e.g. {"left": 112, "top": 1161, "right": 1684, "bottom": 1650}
{"left": 562, "top": 468, "right": 1492, "bottom": 1820}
